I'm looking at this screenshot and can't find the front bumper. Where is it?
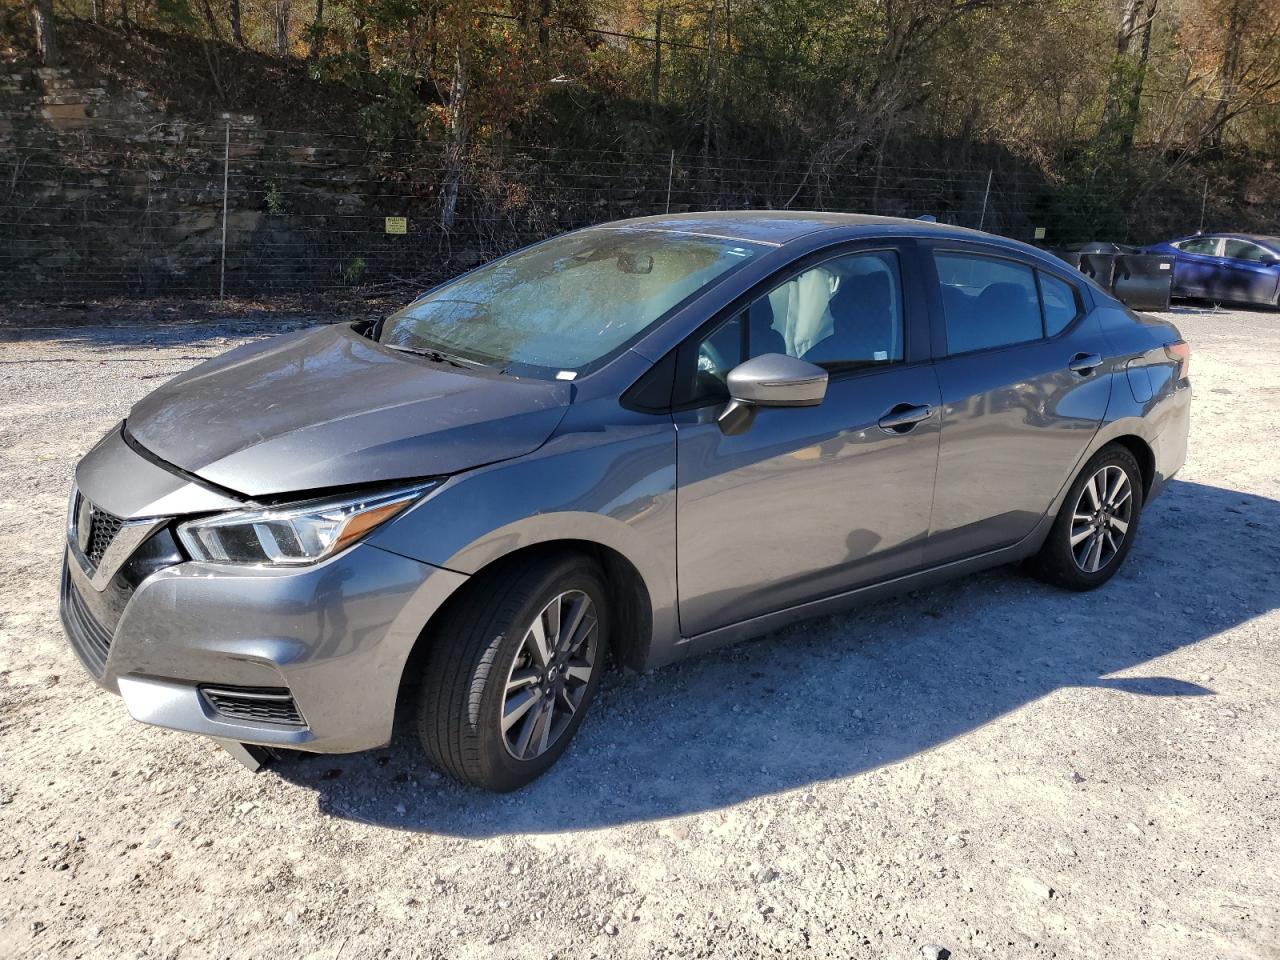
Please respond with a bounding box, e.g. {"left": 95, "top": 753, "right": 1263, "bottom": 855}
{"left": 59, "top": 426, "right": 469, "bottom": 753}
{"left": 61, "top": 540, "right": 467, "bottom": 753}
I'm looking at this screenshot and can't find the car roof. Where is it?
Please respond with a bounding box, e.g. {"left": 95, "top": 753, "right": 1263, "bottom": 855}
{"left": 596, "top": 210, "right": 1026, "bottom": 249}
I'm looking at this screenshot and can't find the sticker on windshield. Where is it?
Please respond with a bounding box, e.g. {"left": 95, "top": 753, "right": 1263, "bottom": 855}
{"left": 556, "top": 370, "right": 578, "bottom": 381}
{"left": 874, "top": 350, "right": 888, "bottom": 361}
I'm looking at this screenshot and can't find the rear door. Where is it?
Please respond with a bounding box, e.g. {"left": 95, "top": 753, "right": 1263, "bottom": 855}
{"left": 1171, "top": 236, "right": 1222, "bottom": 296}
{"left": 673, "top": 240, "right": 941, "bottom": 637}
{"left": 922, "top": 245, "right": 1111, "bottom": 565}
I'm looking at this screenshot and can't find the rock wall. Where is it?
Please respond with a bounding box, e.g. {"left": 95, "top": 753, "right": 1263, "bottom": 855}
{"left": 0, "top": 64, "right": 491, "bottom": 297}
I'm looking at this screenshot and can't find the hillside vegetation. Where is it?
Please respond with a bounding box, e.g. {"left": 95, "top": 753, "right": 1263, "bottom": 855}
{"left": 2, "top": 0, "right": 1278, "bottom": 294}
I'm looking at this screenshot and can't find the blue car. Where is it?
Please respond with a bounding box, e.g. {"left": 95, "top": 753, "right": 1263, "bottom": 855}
{"left": 1145, "top": 233, "right": 1280, "bottom": 307}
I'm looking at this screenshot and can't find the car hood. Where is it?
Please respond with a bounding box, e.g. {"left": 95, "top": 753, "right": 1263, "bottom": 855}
{"left": 126, "top": 324, "right": 572, "bottom": 498}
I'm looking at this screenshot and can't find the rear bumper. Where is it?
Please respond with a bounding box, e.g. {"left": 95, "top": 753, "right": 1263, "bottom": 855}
{"left": 61, "top": 540, "right": 468, "bottom": 754}
{"left": 1147, "top": 377, "right": 1191, "bottom": 503}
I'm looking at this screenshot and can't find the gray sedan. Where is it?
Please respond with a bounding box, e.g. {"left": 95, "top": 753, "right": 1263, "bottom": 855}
{"left": 61, "top": 212, "right": 1191, "bottom": 791}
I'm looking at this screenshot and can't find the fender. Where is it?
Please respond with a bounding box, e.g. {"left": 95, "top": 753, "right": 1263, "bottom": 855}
{"left": 368, "top": 409, "right": 680, "bottom": 667}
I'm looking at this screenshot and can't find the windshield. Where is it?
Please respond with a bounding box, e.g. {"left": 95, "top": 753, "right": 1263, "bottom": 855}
{"left": 378, "top": 228, "right": 761, "bottom": 373}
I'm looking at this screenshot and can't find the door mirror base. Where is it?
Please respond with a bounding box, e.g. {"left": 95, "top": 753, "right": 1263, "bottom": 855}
{"left": 716, "top": 398, "right": 758, "bottom": 436}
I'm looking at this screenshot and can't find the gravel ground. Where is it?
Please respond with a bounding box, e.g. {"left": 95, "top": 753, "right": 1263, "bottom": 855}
{"left": 0, "top": 303, "right": 1277, "bottom": 960}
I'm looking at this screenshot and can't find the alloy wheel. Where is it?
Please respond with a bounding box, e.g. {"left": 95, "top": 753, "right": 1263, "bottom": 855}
{"left": 500, "top": 590, "right": 599, "bottom": 761}
{"left": 1069, "top": 464, "right": 1133, "bottom": 574}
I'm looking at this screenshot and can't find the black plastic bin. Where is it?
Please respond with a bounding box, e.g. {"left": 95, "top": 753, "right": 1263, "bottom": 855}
{"left": 1055, "top": 243, "right": 1172, "bottom": 311}
{"left": 1111, "top": 253, "right": 1174, "bottom": 311}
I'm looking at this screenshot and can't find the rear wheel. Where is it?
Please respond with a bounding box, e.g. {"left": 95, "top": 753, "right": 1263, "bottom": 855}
{"left": 1029, "top": 444, "right": 1144, "bottom": 591}
{"left": 415, "top": 553, "right": 608, "bottom": 791}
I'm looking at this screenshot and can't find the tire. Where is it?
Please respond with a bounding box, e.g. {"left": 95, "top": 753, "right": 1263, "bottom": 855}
{"left": 414, "top": 553, "right": 609, "bottom": 791}
{"left": 1028, "top": 444, "right": 1145, "bottom": 591}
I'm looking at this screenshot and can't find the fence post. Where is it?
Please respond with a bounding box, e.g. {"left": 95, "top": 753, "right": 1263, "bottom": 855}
{"left": 219, "top": 121, "right": 230, "bottom": 301}
{"left": 665, "top": 150, "right": 674, "bottom": 214}
{"left": 1198, "top": 178, "right": 1208, "bottom": 233}
{"left": 978, "top": 169, "right": 993, "bottom": 231}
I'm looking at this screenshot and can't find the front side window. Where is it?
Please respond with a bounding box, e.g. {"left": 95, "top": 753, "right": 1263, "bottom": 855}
{"left": 379, "top": 228, "right": 760, "bottom": 373}
{"left": 692, "top": 250, "right": 904, "bottom": 401}
{"left": 935, "top": 253, "right": 1042, "bottom": 353}
{"left": 1176, "top": 236, "right": 1221, "bottom": 255}
{"left": 1222, "top": 239, "right": 1273, "bottom": 262}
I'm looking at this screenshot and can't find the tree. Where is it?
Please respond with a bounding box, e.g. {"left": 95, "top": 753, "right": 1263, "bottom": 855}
{"left": 308, "top": 0, "right": 324, "bottom": 58}
{"left": 1157, "top": 0, "right": 1280, "bottom": 156}
{"left": 230, "top": 0, "right": 244, "bottom": 45}
{"left": 440, "top": 42, "right": 469, "bottom": 229}
{"left": 29, "top": 0, "right": 59, "bottom": 65}
{"left": 275, "top": 0, "right": 290, "bottom": 55}
{"left": 1100, "top": 0, "right": 1160, "bottom": 152}
{"left": 353, "top": 11, "right": 372, "bottom": 70}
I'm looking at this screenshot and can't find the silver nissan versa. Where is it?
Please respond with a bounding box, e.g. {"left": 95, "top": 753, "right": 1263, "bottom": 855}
{"left": 61, "top": 213, "right": 1191, "bottom": 791}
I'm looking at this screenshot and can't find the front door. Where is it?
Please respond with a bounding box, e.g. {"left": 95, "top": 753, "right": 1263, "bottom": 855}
{"left": 922, "top": 247, "right": 1110, "bottom": 564}
{"left": 1214, "top": 238, "right": 1280, "bottom": 305}
{"left": 673, "top": 244, "right": 941, "bottom": 637}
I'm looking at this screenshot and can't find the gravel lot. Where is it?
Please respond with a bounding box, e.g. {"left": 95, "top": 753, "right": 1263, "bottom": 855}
{"left": 1, "top": 303, "right": 1277, "bottom": 960}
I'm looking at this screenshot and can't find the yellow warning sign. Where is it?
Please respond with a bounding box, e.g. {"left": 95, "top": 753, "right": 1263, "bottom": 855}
{"left": 385, "top": 217, "right": 408, "bottom": 235}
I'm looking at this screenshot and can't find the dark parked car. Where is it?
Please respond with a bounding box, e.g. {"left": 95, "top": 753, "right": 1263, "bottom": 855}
{"left": 62, "top": 213, "right": 1192, "bottom": 791}
{"left": 1145, "top": 233, "right": 1280, "bottom": 306}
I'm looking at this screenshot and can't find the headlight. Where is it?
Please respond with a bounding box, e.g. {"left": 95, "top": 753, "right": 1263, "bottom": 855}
{"left": 176, "top": 482, "right": 435, "bottom": 567}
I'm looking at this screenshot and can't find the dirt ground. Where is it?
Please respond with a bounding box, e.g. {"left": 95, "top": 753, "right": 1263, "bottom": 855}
{"left": 0, "top": 303, "right": 1277, "bottom": 960}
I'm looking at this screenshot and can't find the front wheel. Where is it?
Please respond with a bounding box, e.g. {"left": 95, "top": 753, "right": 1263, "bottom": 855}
{"left": 415, "top": 553, "right": 609, "bottom": 791}
{"left": 1028, "top": 444, "right": 1144, "bottom": 591}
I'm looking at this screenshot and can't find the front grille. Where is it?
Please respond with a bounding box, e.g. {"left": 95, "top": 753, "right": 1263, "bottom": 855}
{"left": 83, "top": 500, "right": 124, "bottom": 568}
{"left": 200, "top": 686, "right": 305, "bottom": 727}
{"left": 60, "top": 566, "right": 113, "bottom": 677}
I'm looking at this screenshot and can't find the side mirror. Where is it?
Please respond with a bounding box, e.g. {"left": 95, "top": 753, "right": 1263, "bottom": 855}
{"left": 717, "top": 353, "right": 828, "bottom": 435}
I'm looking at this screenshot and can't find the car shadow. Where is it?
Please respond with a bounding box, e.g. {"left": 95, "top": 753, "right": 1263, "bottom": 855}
{"left": 1168, "top": 300, "right": 1278, "bottom": 315}
{"left": 271, "top": 478, "right": 1278, "bottom": 836}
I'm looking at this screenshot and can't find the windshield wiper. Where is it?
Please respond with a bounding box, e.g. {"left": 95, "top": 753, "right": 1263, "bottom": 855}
{"left": 381, "top": 343, "right": 488, "bottom": 370}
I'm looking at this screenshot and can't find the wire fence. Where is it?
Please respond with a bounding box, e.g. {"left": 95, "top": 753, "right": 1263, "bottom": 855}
{"left": 0, "top": 116, "right": 1177, "bottom": 300}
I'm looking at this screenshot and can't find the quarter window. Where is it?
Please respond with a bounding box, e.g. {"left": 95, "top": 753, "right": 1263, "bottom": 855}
{"left": 692, "top": 250, "right": 904, "bottom": 402}
{"left": 935, "top": 253, "right": 1042, "bottom": 353}
{"left": 1039, "top": 273, "right": 1080, "bottom": 336}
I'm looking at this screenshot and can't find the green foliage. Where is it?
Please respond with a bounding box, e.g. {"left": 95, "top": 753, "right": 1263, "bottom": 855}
{"left": 153, "top": 0, "right": 198, "bottom": 30}
{"left": 342, "top": 256, "right": 368, "bottom": 284}
{"left": 264, "top": 179, "right": 287, "bottom": 215}
{"left": 307, "top": 54, "right": 429, "bottom": 147}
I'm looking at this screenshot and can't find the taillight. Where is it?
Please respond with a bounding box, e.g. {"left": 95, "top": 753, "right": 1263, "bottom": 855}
{"left": 1165, "top": 341, "right": 1190, "bottom": 380}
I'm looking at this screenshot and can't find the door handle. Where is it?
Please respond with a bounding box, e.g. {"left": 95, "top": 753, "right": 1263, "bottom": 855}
{"left": 1068, "top": 353, "right": 1103, "bottom": 375}
{"left": 878, "top": 403, "right": 934, "bottom": 434}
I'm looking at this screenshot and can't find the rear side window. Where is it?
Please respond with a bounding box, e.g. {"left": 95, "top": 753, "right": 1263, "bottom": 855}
{"left": 1039, "top": 273, "right": 1080, "bottom": 336}
{"left": 935, "top": 253, "right": 1042, "bottom": 353}
{"left": 1176, "top": 237, "right": 1220, "bottom": 255}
